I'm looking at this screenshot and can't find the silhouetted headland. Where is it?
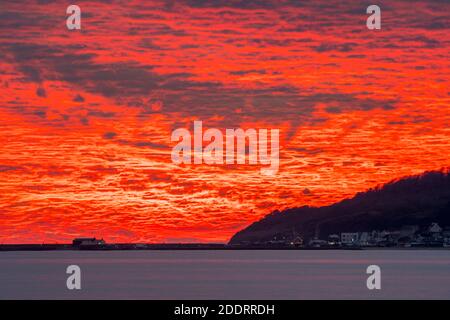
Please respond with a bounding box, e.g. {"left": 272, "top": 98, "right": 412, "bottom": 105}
{"left": 230, "top": 169, "right": 450, "bottom": 248}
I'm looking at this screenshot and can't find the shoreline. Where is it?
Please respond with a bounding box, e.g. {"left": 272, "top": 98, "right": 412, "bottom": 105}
{"left": 1, "top": 243, "right": 449, "bottom": 252}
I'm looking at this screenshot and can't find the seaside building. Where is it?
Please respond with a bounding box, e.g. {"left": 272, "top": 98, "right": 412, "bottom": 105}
{"left": 72, "top": 238, "right": 106, "bottom": 247}
{"left": 327, "top": 234, "right": 340, "bottom": 246}
{"left": 308, "top": 239, "right": 328, "bottom": 248}
{"left": 428, "top": 223, "right": 442, "bottom": 234}
{"left": 340, "top": 233, "right": 359, "bottom": 245}
{"left": 290, "top": 236, "right": 304, "bottom": 247}
{"left": 399, "top": 225, "right": 419, "bottom": 237}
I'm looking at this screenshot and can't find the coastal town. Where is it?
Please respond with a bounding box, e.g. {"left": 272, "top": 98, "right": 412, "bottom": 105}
{"left": 258, "top": 222, "right": 450, "bottom": 248}
{"left": 1, "top": 222, "right": 450, "bottom": 251}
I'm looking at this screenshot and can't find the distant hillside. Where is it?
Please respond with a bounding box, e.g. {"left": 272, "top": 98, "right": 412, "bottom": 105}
{"left": 229, "top": 169, "right": 450, "bottom": 244}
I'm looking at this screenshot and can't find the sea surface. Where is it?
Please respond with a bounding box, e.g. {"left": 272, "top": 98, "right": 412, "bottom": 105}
{"left": 1, "top": 250, "right": 450, "bottom": 299}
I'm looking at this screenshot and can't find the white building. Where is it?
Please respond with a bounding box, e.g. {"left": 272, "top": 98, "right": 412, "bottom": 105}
{"left": 341, "top": 233, "right": 359, "bottom": 245}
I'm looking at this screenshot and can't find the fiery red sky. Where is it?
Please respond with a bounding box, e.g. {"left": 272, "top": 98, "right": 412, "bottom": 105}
{"left": 0, "top": 0, "right": 449, "bottom": 243}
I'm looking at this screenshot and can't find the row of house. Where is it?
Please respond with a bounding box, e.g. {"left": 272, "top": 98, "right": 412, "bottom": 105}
{"left": 326, "top": 223, "right": 450, "bottom": 248}
{"left": 260, "top": 223, "right": 450, "bottom": 248}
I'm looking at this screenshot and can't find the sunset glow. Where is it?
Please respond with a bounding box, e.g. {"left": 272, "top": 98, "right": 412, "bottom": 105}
{"left": 0, "top": 0, "right": 449, "bottom": 243}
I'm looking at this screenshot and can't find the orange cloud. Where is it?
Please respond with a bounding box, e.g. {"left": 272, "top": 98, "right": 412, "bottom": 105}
{"left": 0, "top": 0, "right": 449, "bottom": 243}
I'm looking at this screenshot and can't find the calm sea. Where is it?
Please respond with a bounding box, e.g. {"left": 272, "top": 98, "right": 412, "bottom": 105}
{"left": 1, "top": 250, "right": 449, "bottom": 299}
